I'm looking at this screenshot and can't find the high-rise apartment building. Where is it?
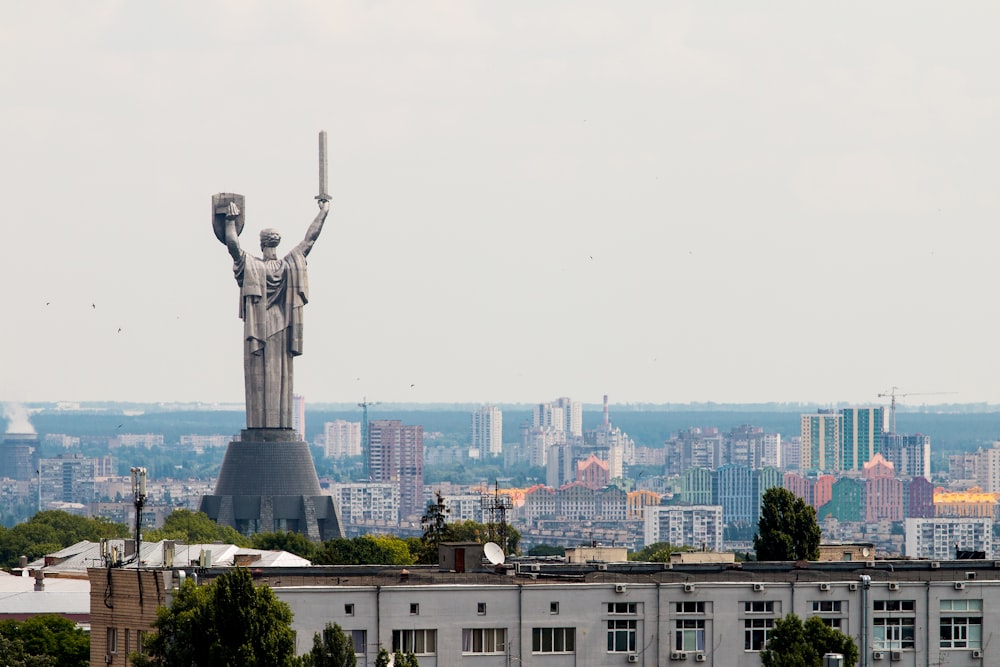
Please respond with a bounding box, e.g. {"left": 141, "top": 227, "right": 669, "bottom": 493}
{"left": 471, "top": 405, "right": 503, "bottom": 458}
{"left": 644, "top": 505, "right": 724, "bottom": 552}
{"left": 39, "top": 453, "right": 96, "bottom": 506}
{"left": 840, "top": 406, "right": 885, "bottom": 470}
{"left": 324, "top": 420, "right": 362, "bottom": 458}
{"left": 883, "top": 433, "right": 931, "bottom": 481}
{"left": 553, "top": 397, "right": 583, "bottom": 438}
{"left": 367, "top": 420, "right": 424, "bottom": 519}
{"left": 800, "top": 410, "right": 842, "bottom": 472}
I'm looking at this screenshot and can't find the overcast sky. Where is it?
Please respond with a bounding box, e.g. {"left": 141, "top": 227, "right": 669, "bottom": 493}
{"left": 3, "top": 2, "right": 1000, "bottom": 408}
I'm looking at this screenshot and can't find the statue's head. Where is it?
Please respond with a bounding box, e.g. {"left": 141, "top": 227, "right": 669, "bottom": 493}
{"left": 260, "top": 228, "right": 282, "bottom": 249}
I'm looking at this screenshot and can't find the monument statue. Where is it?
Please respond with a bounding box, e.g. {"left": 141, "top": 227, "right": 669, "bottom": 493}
{"left": 222, "top": 199, "right": 329, "bottom": 428}
{"left": 211, "top": 132, "right": 332, "bottom": 429}
{"left": 201, "top": 132, "right": 343, "bottom": 541}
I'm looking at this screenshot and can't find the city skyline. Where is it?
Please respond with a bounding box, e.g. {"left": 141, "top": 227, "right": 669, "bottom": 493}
{"left": 5, "top": 3, "right": 1000, "bottom": 407}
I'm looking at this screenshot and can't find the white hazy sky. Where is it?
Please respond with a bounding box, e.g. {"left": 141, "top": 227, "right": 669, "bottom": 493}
{"left": 3, "top": 2, "right": 1000, "bottom": 407}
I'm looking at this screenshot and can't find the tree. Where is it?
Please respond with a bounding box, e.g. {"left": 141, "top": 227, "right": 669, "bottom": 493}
{"left": 135, "top": 568, "right": 297, "bottom": 666}
{"left": 528, "top": 544, "right": 565, "bottom": 557}
{"left": 2, "top": 615, "right": 89, "bottom": 667}
{"left": 314, "top": 536, "right": 414, "bottom": 566}
{"left": 143, "top": 509, "right": 249, "bottom": 546}
{"left": 761, "top": 614, "right": 858, "bottom": 667}
{"left": 301, "top": 623, "right": 355, "bottom": 667}
{"left": 754, "top": 487, "right": 821, "bottom": 561}
{"left": 393, "top": 650, "right": 420, "bottom": 667}
{"left": 0, "top": 511, "right": 128, "bottom": 567}
{"left": 628, "top": 542, "right": 696, "bottom": 563}
{"left": 374, "top": 648, "right": 391, "bottom": 667}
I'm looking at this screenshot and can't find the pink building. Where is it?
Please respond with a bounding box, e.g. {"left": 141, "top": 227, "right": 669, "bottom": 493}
{"left": 862, "top": 453, "right": 903, "bottom": 522}
{"left": 576, "top": 454, "right": 610, "bottom": 490}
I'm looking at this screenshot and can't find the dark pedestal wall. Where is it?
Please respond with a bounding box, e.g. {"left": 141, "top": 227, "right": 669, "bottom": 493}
{"left": 200, "top": 429, "right": 343, "bottom": 541}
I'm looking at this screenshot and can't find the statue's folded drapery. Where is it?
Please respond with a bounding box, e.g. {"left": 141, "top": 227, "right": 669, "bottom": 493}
{"left": 234, "top": 242, "right": 310, "bottom": 428}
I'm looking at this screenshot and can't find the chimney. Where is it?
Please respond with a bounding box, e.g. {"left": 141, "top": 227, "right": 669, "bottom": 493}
{"left": 33, "top": 570, "right": 44, "bottom": 591}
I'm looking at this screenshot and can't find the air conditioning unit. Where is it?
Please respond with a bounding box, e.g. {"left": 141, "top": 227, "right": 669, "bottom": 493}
{"left": 819, "top": 583, "right": 830, "bottom": 591}
{"left": 955, "top": 581, "right": 966, "bottom": 590}
{"left": 972, "top": 649, "right": 984, "bottom": 658}
{"left": 684, "top": 583, "right": 696, "bottom": 593}
{"left": 669, "top": 652, "right": 687, "bottom": 661}
{"left": 598, "top": 563, "right": 608, "bottom": 571}
{"left": 615, "top": 584, "right": 628, "bottom": 594}
{"left": 849, "top": 582, "right": 859, "bottom": 591}
{"left": 888, "top": 582, "right": 899, "bottom": 591}
{"left": 695, "top": 654, "right": 706, "bottom": 662}
{"left": 529, "top": 564, "right": 540, "bottom": 572}
{"left": 890, "top": 651, "right": 902, "bottom": 661}
{"left": 753, "top": 583, "right": 765, "bottom": 592}
{"left": 872, "top": 651, "right": 885, "bottom": 660}
{"left": 930, "top": 561, "right": 941, "bottom": 569}
{"left": 627, "top": 655, "right": 639, "bottom": 663}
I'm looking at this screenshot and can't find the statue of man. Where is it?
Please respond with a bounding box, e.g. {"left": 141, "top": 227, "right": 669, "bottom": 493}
{"left": 223, "top": 199, "right": 330, "bottom": 429}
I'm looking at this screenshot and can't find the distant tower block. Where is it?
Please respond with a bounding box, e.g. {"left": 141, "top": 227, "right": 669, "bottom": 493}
{"left": 1, "top": 433, "right": 38, "bottom": 481}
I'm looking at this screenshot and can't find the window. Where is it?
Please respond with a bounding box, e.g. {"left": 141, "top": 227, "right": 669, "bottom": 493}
{"left": 874, "top": 599, "right": 914, "bottom": 612}
{"left": 744, "top": 618, "right": 774, "bottom": 651}
{"left": 345, "top": 603, "right": 355, "bottom": 616}
{"left": 607, "top": 620, "right": 637, "bottom": 653}
{"left": 940, "top": 599, "right": 983, "bottom": 649}
{"left": 136, "top": 631, "right": 146, "bottom": 655}
{"left": 675, "top": 619, "right": 706, "bottom": 652}
{"left": 351, "top": 630, "right": 366, "bottom": 655}
{"left": 744, "top": 601, "right": 774, "bottom": 613}
{"left": 608, "top": 602, "right": 638, "bottom": 615}
{"left": 676, "top": 601, "right": 706, "bottom": 614}
{"left": 409, "top": 603, "right": 419, "bottom": 615}
{"left": 125, "top": 630, "right": 131, "bottom": 656}
{"left": 392, "top": 629, "right": 436, "bottom": 655}
{"left": 107, "top": 628, "right": 118, "bottom": 654}
{"left": 550, "top": 601, "right": 560, "bottom": 614}
{"left": 818, "top": 618, "right": 843, "bottom": 630}
{"left": 477, "top": 602, "right": 487, "bottom": 615}
{"left": 873, "top": 618, "right": 915, "bottom": 650}
{"left": 532, "top": 627, "right": 576, "bottom": 654}
{"left": 811, "top": 601, "right": 842, "bottom": 613}
{"left": 462, "top": 628, "right": 506, "bottom": 654}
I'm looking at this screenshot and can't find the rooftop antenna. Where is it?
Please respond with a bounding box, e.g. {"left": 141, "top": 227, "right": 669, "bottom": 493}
{"left": 130, "top": 467, "right": 147, "bottom": 566}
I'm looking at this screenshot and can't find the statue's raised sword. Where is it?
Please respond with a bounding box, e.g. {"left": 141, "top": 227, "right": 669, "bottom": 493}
{"left": 316, "top": 130, "right": 331, "bottom": 203}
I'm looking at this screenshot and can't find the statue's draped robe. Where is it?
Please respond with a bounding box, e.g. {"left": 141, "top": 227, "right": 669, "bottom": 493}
{"left": 234, "top": 243, "right": 309, "bottom": 429}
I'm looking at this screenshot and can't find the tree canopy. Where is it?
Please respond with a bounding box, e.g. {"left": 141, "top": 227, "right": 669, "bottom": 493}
{"left": 628, "top": 542, "right": 699, "bottom": 563}
{"left": 314, "top": 535, "right": 415, "bottom": 566}
{"left": 753, "top": 487, "right": 821, "bottom": 561}
{"left": 0, "top": 615, "right": 89, "bottom": 667}
{"left": 0, "top": 511, "right": 128, "bottom": 568}
{"left": 134, "top": 568, "right": 297, "bottom": 666}
{"left": 761, "top": 613, "right": 858, "bottom": 667}
{"left": 300, "top": 622, "right": 355, "bottom": 667}
{"left": 144, "top": 509, "right": 249, "bottom": 546}
{"left": 251, "top": 531, "right": 320, "bottom": 562}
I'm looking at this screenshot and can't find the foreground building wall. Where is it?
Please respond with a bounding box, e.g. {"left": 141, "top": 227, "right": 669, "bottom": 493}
{"left": 92, "top": 560, "right": 1000, "bottom": 667}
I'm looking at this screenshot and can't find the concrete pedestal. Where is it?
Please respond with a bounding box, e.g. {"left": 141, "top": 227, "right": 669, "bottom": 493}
{"left": 200, "top": 428, "right": 342, "bottom": 541}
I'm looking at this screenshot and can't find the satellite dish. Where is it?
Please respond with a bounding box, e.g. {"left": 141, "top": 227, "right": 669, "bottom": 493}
{"left": 484, "top": 542, "right": 506, "bottom": 565}
{"left": 862, "top": 548, "right": 871, "bottom": 557}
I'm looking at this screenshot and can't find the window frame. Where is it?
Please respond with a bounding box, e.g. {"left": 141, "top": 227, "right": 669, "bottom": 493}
{"left": 462, "top": 627, "right": 507, "bottom": 655}
{"left": 391, "top": 629, "right": 437, "bottom": 656}
{"left": 607, "top": 619, "right": 638, "bottom": 653}
{"left": 532, "top": 627, "right": 576, "bottom": 654}
{"left": 744, "top": 618, "right": 774, "bottom": 652}
{"left": 675, "top": 619, "right": 706, "bottom": 652}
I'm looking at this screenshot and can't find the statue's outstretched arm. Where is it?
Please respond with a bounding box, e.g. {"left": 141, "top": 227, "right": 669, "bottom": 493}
{"left": 224, "top": 202, "right": 242, "bottom": 262}
{"left": 299, "top": 199, "right": 331, "bottom": 257}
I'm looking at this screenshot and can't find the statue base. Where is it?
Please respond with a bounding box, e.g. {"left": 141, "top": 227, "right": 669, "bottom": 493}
{"left": 200, "top": 428, "right": 342, "bottom": 542}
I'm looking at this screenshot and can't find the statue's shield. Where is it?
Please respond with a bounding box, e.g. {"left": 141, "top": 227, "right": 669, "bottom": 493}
{"left": 211, "top": 193, "right": 246, "bottom": 244}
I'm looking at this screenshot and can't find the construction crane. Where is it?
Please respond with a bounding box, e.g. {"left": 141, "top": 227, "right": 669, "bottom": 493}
{"left": 877, "top": 386, "right": 956, "bottom": 434}
{"left": 358, "top": 397, "right": 380, "bottom": 480}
